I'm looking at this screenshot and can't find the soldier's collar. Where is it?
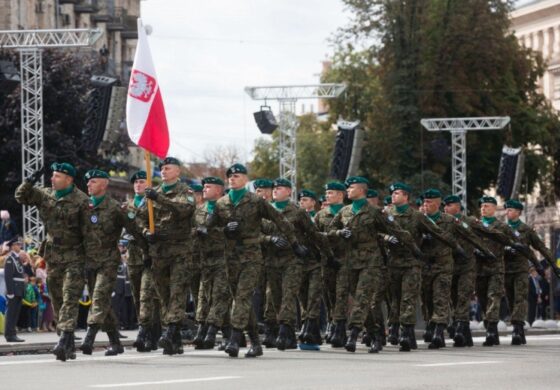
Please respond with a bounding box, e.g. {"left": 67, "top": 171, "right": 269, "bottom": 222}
{"left": 329, "top": 203, "right": 344, "bottom": 215}
{"left": 481, "top": 216, "right": 496, "bottom": 225}
{"left": 162, "top": 181, "right": 179, "bottom": 194}
{"left": 394, "top": 203, "right": 409, "bottom": 214}
{"left": 55, "top": 184, "right": 74, "bottom": 200}
{"left": 508, "top": 219, "right": 521, "bottom": 229}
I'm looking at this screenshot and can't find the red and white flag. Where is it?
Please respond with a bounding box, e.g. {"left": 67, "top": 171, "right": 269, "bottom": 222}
{"left": 126, "top": 18, "right": 169, "bottom": 159}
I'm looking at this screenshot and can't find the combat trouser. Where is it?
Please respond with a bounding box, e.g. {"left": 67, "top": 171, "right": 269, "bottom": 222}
{"left": 365, "top": 265, "right": 389, "bottom": 334}
{"left": 389, "top": 265, "right": 421, "bottom": 325}
{"left": 347, "top": 266, "right": 375, "bottom": 328}
{"left": 451, "top": 270, "right": 475, "bottom": 322}
{"left": 197, "top": 262, "right": 230, "bottom": 327}
{"left": 505, "top": 272, "right": 528, "bottom": 323}
{"left": 422, "top": 268, "right": 452, "bottom": 324}
{"left": 47, "top": 261, "right": 84, "bottom": 332}
{"left": 86, "top": 261, "right": 119, "bottom": 332}
{"left": 152, "top": 255, "right": 188, "bottom": 326}
{"left": 299, "top": 265, "right": 322, "bottom": 321}
{"left": 476, "top": 272, "right": 504, "bottom": 323}
{"left": 264, "top": 258, "right": 302, "bottom": 328}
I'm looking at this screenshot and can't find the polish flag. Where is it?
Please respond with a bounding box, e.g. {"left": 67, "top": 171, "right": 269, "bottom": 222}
{"left": 126, "top": 18, "right": 169, "bottom": 159}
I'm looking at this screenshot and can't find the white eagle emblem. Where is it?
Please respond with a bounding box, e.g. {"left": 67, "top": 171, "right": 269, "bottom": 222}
{"left": 129, "top": 70, "right": 156, "bottom": 102}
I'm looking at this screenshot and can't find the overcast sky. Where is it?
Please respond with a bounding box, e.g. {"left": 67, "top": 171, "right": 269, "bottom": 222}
{"left": 140, "top": 0, "right": 349, "bottom": 163}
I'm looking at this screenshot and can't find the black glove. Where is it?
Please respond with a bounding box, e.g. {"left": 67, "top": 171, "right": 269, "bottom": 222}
{"left": 512, "top": 242, "right": 528, "bottom": 252}
{"left": 326, "top": 256, "right": 342, "bottom": 271}
{"left": 143, "top": 255, "right": 152, "bottom": 269}
{"left": 224, "top": 221, "right": 240, "bottom": 239}
{"left": 26, "top": 169, "right": 45, "bottom": 185}
{"left": 271, "top": 236, "right": 289, "bottom": 249}
{"left": 484, "top": 250, "right": 497, "bottom": 261}
{"left": 453, "top": 246, "right": 468, "bottom": 262}
{"left": 384, "top": 235, "right": 399, "bottom": 245}
{"left": 473, "top": 248, "right": 491, "bottom": 260}
{"left": 422, "top": 233, "right": 433, "bottom": 241}
{"left": 338, "top": 228, "right": 352, "bottom": 239}
{"left": 196, "top": 226, "right": 208, "bottom": 237}
{"left": 144, "top": 232, "right": 158, "bottom": 244}
{"left": 144, "top": 188, "right": 159, "bottom": 201}
{"left": 293, "top": 243, "right": 310, "bottom": 258}
{"left": 504, "top": 246, "right": 517, "bottom": 255}
{"left": 412, "top": 246, "right": 425, "bottom": 261}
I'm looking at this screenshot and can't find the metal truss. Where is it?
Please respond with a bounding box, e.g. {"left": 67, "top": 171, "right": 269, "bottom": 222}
{"left": 421, "top": 116, "right": 511, "bottom": 211}
{"left": 0, "top": 28, "right": 102, "bottom": 248}
{"left": 245, "top": 84, "right": 346, "bottom": 199}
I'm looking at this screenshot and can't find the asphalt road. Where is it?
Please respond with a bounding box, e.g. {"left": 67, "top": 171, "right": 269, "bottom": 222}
{"left": 1, "top": 334, "right": 558, "bottom": 390}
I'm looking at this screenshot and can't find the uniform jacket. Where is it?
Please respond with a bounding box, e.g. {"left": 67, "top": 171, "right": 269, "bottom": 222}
{"left": 4, "top": 251, "right": 25, "bottom": 297}
{"left": 504, "top": 221, "right": 553, "bottom": 274}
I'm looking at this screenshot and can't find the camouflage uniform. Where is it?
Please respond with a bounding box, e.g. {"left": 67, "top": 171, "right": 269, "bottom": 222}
{"left": 15, "top": 182, "right": 88, "bottom": 333}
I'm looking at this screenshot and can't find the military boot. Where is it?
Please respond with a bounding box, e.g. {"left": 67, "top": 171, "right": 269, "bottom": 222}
{"left": 105, "top": 330, "right": 124, "bottom": 356}
{"left": 218, "top": 325, "right": 231, "bottom": 351}
{"left": 325, "top": 322, "right": 336, "bottom": 344}
{"left": 361, "top": 331, "right": 372, "bottom": 347}
{"left": 447, "top": 321, "right": 456, "bottom": 339}
{"left": 387, "top": 323, "right": 399, "bottom": 345}
{"left": 330, "top": 320, "right": 347, "bottom": 348}
{"left": 245, "top": 328, "right": 263, "bottom": 358}
{"left": 286, "top": 326, "right": 298, "bottom": 349}
{"left": 79, "top": 324, "right": 99, "bottom": 355}
{"left": 304, "top": 318, "right": 322, "bottom": 345}
{"left": 144, "top": 326, "right": 156, "bottom": 351}
{"left": 149, "top": 321, "right": 162, "bottom": 351}
{"left": 465, "top": 323, "right": 474, "bottom": 347}
{"left": 133, "top": 326, "right": 148, "bottom": 352}
{"left": 299, "top": 320, "right": 309, "bottom": 343}
{"left": 482, "top": 322, "right": 498, "bottom": 347}
{"left": 399, "top": 325, "right": 412, "bottom": 352}
{"left": 453, "top": 321, "right": 466, "bottom": 347}
{"left": 368, "top": 331, "right": 383, "bottom": 354}
{"left": 511, "top": 321, "right": 523, "bottom": 346}
{"left": 276, "top": 323, "right": 289, "bottom": 351}
{"left": 225, "top": 328, "right": 242, "bottom": 357}
{"left": 345, "top": 327, "right": 361, "bottom": 353}
{"left": 202, "top": 324, "right": 218, "bottom": 349}
{"left": 67, "top": 331, "right": 77, "bottom": 360}
{"left": 428, "top": 323, "right": 446, "bottom": 349}
{"left": 193, "top": 323, "right": 208, "bottom": 349}
{"left": 172, "top": 324, "right": 184, "bottom": 354}
{"left": 380, "top": 321, "right": 387, "bottom": 346}
{"left": 423, "top": 321, "right": 435, "bottom": 343}
{"left": 53, "top": 331, "right": 72, "bottom": 362}
{"left": 520, "top": 323, "right": 527, "bottom": 345}
{"left": 263, "top": 321, "right": 277, "bottom": 348}
{"left": 159, "top": 324, "right": 175, "bottom": 355}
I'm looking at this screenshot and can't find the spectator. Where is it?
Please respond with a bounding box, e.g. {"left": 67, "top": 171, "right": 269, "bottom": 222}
{"left": 19, "top": 276, "right": 38, "bottom": 332}
{"left": 0, "top": 211, "right": 18, "bottom": 244}
{"left": 4, "top": 237, "right": 26, "bottom": 342}
{"left": 528, "top": 266, "right": 542, "bottom": 325}
{"left": 38, "top": 275, "right": 54, "bottom": 332}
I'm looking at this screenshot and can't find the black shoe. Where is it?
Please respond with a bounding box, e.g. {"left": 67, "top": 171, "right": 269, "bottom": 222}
{"left": 263, "top": 322, "right": 277, "bottom": 348}
{"left": 172, "top": 324, "right": 184, "bottom": 355}
{"left": 362, "top": 332, "right": 372, "bottom": 347}
{"left": 399, "top": 325, "right": 413, "bottom": 352}
{"left": 345, "top": 327, "right": 360, "bottom": 353}
{"left": 133, "top": 326, "right": 148, "bottom": 352}
{"left": 79, "top": 325, "right": 99, "bottom": 355}
{"left": 511, "top": 322, "right": 523, "bottom": 346}
{"left": 453, "top": 321, "right": 467, "bottom": 347}
{"left": 465, "top": 323, "right": 474, "bottom": 347}
{"left": 325, "top": 322, "right": 336, "bottom": 344}
{"left": 5, "top": 335, "right": 25, "bottom": 342}
{"left": 483, "top": 322, "right": 498, "bottom": 347}
{"left": 218, "top": 326, "right": 231, "bottom": 351}
{"left": 105, "top": 330, "right": 124, "bottom": 356}
{"left": 225, "top": 328, "right": 242, "bottom": 357}
{"left": 276, "top": 324, "right": 289, "bottom": 351}
{"left": 304, "top": 318, "right": 322, "bottom": 345}
{"left": 330, "top": 320, "right": 347, "bottom": 348}
{"left": 158, "top": 325, "right": 175, "bottom": 355}
{"left": 368, "top": 332, "right": 383, "bottom": 353}
{"left": 193, "top": 323, "right": 209, "bottom": 349}
{"left": 298, "top": 320, "right": 309, "bottom": 343}
{"left": 520, "top": 324, "right": 527, "bottom": 345}
{"left": 53, "top": 331, "right": 73, "bottom": 362}
{"left": 428, "top": 324, "right": 446, "bottom": 349}
{"left": 423, "top": 322, "right": 435, "bottom": 343}
{"left": 447, "top": 321, "right": 456, "bottom": 339}
{"left": 202, "top": 324, "right": 217, "bottom": 349}
{"left": 387, "top": 323, "right": 399, "bottom": 346}
{"left": 245, "top": 328, "right": 263, "bottom": 358}
{"left": 286, "top": 327, "right": 298, "bottom": 349}
{"left": 67, "top": 332, "right": 76, "bottom": 360}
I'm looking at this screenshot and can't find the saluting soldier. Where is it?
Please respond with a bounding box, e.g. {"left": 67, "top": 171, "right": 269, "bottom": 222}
{"left": 3, "top": 237, "right": 26, "bottom": 343}
{"left": 137, "top": 157, "right": 196, "bottom": 355}
{"left": 211, "top": 164, "right": 307, "bottom": 358}
{"left": 503, "top": 199, "right": 559, "bottom": 345}
{"left": 15, "top": 162, "right": 89, "bottom": 361}
{"left": 328, "top": 177, "right": 420, "bottom": 353}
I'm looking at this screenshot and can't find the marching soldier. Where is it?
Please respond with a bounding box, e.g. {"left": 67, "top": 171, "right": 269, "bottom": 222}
{"left": 385, "top": 182, "right": 464, "bottom": 351}
{"left": 328, "top": 177, "right": 420, "bottom": 353}
{"left": 211, "top": 163, "right": 307, "bottom": 358}
{"left": 3, "top": 237, "right": 26, "bottom": 343}
{"left": 366, "top": 189, "right": 379, "bottom": 207}
{"left": 503, "top": 199, "right": 559, "bottom": 345}
{"left": 15, "top": 162, "right": 89, "bottom": 361}
{"left": 79, "top": 169, "right": 146, "bottom": 357}
{"left": 124, "top": 170, "right": 160, "bottom": 352}
{"left": 298, "top": 189, "right": 318, "bottom": 219}
{"left": 137, "top": 157, "right": 196, "bottom": 355}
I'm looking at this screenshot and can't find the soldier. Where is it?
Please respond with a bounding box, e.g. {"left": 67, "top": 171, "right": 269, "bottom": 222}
{"left": 420, "top": 189, "right": 493, "bottom": 349}
{"left": 503, "top": 199, "right": 559, "bottom": 345}
{"left": 385, "top": 182, "right": 463, "bottom": 352}
{"left": 329, "top": 177, "right": 420, "bottom": 353}
{"left": 366, "top": 189, "right": 379, "bottom": 207}
{"left": 191, "top": 176, "right": 230, "bottom": 350}
{"left": 137, "top": 157, "right": 196, "bottom": 355}
{"left": 191, "top": 184, "right": 204, "bottom": 207}
{"left": 124, "top": 170, "right": 160, "bottom": 352}
{"left": 315, "top": 181, "right": 345, "bottom": 344}
{"left": 318, "top": 195, "right": 328, "bottom": 210}
{"left": 298, "top": 189, "right": 318, "bottom": 219}
{"left": 211, "top": 163, "right": 307, "bottom": 358}
{"left": 15, "top": 162, "right": 89, "bottom": 361}
{"left": 3, "top": 237, "right": 26, "bottom": 343}
{"left": 79, "top": 169, "right": 146, "bottom": 357}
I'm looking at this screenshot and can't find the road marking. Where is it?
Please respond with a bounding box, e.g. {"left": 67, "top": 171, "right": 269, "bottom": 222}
{"left": 415, "top": 361, "right": 502, "bottom": 367}
{"left": 0, "top": 353, "right": 163, "bottom": 366}
{"left": 89, "top": 376, "right": 242, "bottom": 388}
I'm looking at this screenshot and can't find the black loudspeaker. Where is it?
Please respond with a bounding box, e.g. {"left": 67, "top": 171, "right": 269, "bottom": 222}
{"left": 0, "top": 60, "right": 21, "bottom": 95}
{"left": 81, "top": 75, "right": 118, "bottom": 152}
{"left": 496, "top": 145, "right": 524, "bottom": 199}
{"left": 330, "top": 120, "right": 362, "bottom": 181}
{"left": 254, "top": 106, "right": 278, "bottom": 134}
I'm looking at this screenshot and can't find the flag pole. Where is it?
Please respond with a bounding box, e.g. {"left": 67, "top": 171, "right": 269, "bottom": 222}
{"left": 144, "top": 149, "right": 155, "bottom": 233}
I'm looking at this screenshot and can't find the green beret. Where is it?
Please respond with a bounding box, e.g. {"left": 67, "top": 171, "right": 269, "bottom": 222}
{"left": 51, "top": 162, "right": 76, "bottom": 178}
{"left": 129, "top": 170, "right": 147, "bottom": 183}
{"left": 415, "top": 196, "right": 424, "bottom": 207}
{"left": 298, "top": 189, "right": 316, "bottom": 200}
{"left": 190, "top": 183, "right": 203, "bottom": 192}
{"left": 226, "top": 163, "right": 248, "bottom": 177}
{"left": 443, "top": 195, "right": 461, "bottom": 205}
{"left": 159, "top": 156, "right": 181, "bottom": 169}
{"left": 383, "top": 195, "right": 392, "bottom": 206}
{"left": 504, "top": 199, "right": 524, "bottom": 211}
{"left": 325, "top": 181, "right": 346, "bottom": 191}
{"left": 423, "top": 188, "right": 442, "bottom": 199}
{"left": 318, "top": 195, "right": 326, "bottom": 203}
{"left": 202, "top": 176, "right": 225, "bottom": 186}
{"left": 367, "top": 189, "right": 379, "bottom": 198}
{"left": 273, "top": 177, "right": 292, "bottom": 188}
{"left": 84, "top": 169, "right": 109, "bottom": 181}
{"left": 478, "top": 195, "right": 497, "bottom": 205}
{"left": 389, "top": 182, "right": 412, "bottom": 194}
{"left": 345, "top": 176, "right": 369, "bottom": 187}
{"left": 253, "top": 178, "right": 273, "bottom": 189}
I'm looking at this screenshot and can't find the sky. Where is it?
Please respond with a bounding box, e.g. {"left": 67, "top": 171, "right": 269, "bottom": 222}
{"left": 140, "top": 0, "right": 350, "bottom": 163}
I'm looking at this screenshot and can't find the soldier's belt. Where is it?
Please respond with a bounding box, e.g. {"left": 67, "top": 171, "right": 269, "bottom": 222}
{"left": 352, "top": 242, "right": 376, "bottom": 250}
{"left": 235, "top": 237, "right": 261, "bottom": 246}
